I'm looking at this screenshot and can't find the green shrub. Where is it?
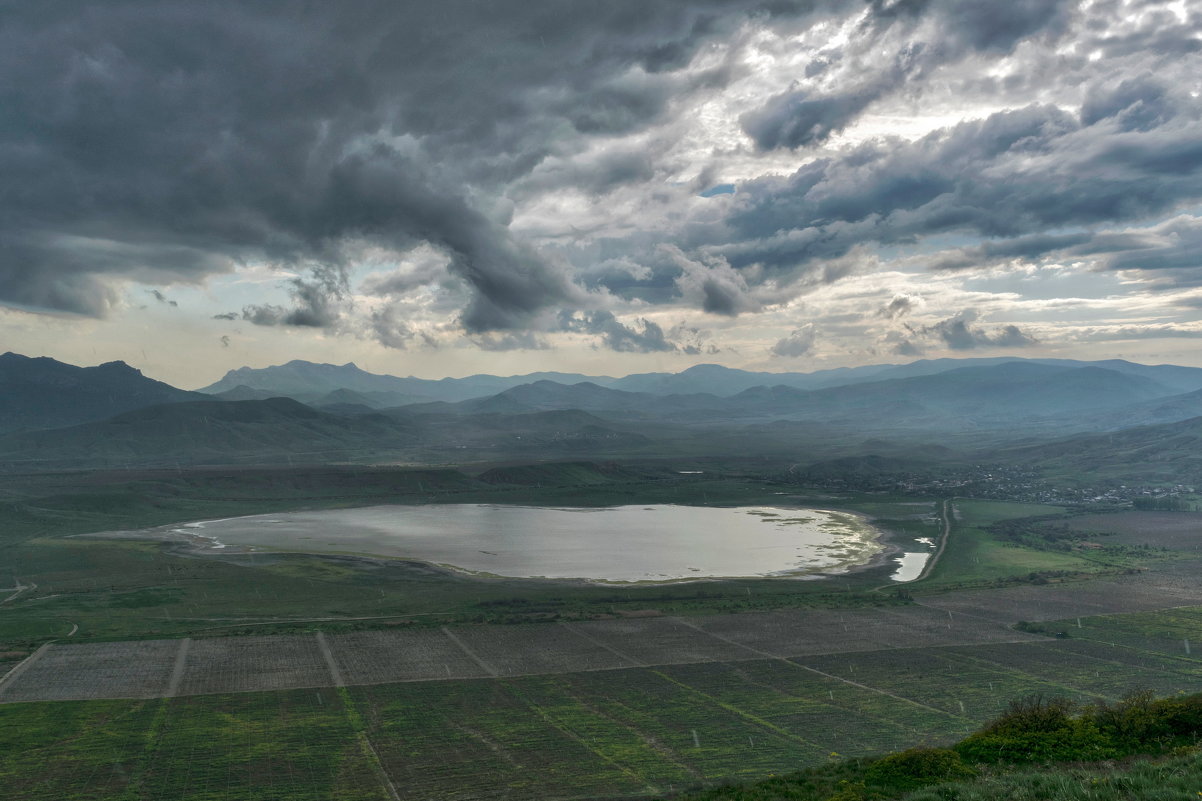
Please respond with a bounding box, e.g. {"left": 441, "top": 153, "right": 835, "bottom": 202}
{"left": 955, "top": 696, "right": 1117, "bottom": 764}
{"left": 1149, "top": 693, "right": 1202, "bottom": 739}
{"left": 864, "top": 747, "right": 975, "bottom": 791}
{"left": 1090, "top": 691, "right": 1174, "bottom": 751}
{"left": 822, "top": 779, "right": 869, "bottom": 801}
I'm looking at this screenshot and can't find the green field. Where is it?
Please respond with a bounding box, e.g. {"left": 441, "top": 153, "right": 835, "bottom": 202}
{"left": 916, "top": 499, "right": 1135, "bottom": 590}
{"left": 5, "top": 621, "right": 1201, "bottom": 800}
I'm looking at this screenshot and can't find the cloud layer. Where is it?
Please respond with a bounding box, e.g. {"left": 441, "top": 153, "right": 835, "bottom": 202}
{"left": 3, "top": 0, "right": 1201, "bottom": 367}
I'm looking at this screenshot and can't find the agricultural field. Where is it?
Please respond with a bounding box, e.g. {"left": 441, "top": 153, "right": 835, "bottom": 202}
{"left": 1036, "top": 605, "right": 1202, "bottom": 661}
{"left": 917, "top": 567, "right": 1202, "bottom": 623}
{"left": 0, "top": 606, "right": 1040, "bottom": 703}
{"left": 917, "top": 499, "right": 1112, "bottom": 589}
{"left": 4, "top": 629, "right": 1201, "bottom": 800}
{"left": 1052, "top": 510, "right": 1202, "bottom": 551}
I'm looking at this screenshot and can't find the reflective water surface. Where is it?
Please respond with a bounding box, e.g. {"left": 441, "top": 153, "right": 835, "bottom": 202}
{"left": 167, "top": 504, "right": 885, "bottom": 583}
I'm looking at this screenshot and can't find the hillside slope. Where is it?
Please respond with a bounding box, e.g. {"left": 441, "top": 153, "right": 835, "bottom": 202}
{"left": 0, "top": 397, "right": 417, "bottom": 468}
{"left": 0, "top": 352, "right": 205, "bottom": 433}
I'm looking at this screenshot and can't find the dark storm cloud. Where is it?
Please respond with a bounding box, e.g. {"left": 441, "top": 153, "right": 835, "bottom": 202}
{"left": 666, "top": 246, "right": 760, "bottom": 316}
{"left": 1056, "top": 215, "right": 1202, "bottom": 290}
{"left": 863, "top": 0, "right": 1077, "bottom": 54}
{"left": 921, "top": 310, "right": 1037, "bottom": 350}
{"left": 771, "top": 325, "right": 817, "bottom": 357}
{"left": 560, "top": 310, "right": 676, "bottom": 353}
{"left": 1081, "top": 74, "right": 1179, "bottom": 132}
{"left": 7, "top": 0, "right": 1201, "bottom": 353}
{"left": 720, "top": 93, "right": 1202, "bottom": 280}
{"left": 925, "top": 214, "right": 1202, "bottom": 286}
{"left": 742, "top": 82, "right": 890, "bottom": 152}
{"left": 877, "top": 293, "right": 919, "bottom": 319}
{"left": 368, "top": 303, "right": 414, "bottom": 350}
{"left": 743, "top": 0, "right": 1076, "bottom": 151}
{"left": 243, "top": 265, "right": 347, "bottom": 328}
{"left": 0, "top": 0, "right": 835, "bottom": 327}
{"left": 471, "top": 332, "right": 551, "bottom": 352}
{"left": 147, "top": 290, "right": 177, "bottom": 307}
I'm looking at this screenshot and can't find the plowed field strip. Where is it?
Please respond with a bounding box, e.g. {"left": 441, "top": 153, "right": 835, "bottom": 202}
{"left": 672, "top": 615, "right": 964, "bottom": 722}
{"left": 935, "top": 650, "right": 1116, "bottom": 702}
{"left": 164, "top": 638, "right": 190, "bottom": 698}
{"left": 559, "top": 622, "right": 646, "bottom": 667}
{"left": 440, "top": 626, "right": 499, "bottom": 677}
{"left": 315, "top": 632, "right": 345, "bottom": 688}
{"left": 1025, "top": 640, "right": 1202, "bottom": 681}
{"left": 0, "top": 642, "right": 51, "bottom": 698}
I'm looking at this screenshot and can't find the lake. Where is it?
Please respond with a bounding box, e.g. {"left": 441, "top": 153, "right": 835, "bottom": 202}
{"left": 162, "top": 504, "right": 885, "bottom": 583}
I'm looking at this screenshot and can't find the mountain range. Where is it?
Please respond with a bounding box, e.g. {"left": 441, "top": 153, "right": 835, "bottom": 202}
{"left": 6, "top": 351, "right": 1202, "bottom": 480}
{"left": 195, "top": 356, "right": 1202, "bottom": 403}
{"left": 0, "top": 352, "right": 204, "bottom": 434}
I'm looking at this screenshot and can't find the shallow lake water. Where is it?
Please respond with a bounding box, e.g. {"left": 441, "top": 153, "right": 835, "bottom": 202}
{"left": 890, "top": 551, "right": 932, "bottom": 582}
{"left": 163, "top": 504, "right": 884, "bottom": 583}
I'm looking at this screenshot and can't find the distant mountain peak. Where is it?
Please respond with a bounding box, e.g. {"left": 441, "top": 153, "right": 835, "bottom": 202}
{"left": 96, "top": 360, "right": 141, "bottom": 375}
{"left": 0, "top": 352, "right": 201, "bottom": 434}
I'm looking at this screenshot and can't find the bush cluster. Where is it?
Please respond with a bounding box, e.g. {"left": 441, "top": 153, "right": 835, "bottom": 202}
{"left": 670, "top": 692, "right": 1202, "bottom": 801}
{"left": 955, "top": 691, "right": 1202, "bottom": 765}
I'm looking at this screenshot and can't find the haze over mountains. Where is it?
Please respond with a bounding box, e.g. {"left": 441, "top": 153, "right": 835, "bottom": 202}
{"left": 5, "top": 351, "right": 1202, "bottom": 478}
{"left": 196, "top": 356, "right": 1202, "bottom": 404}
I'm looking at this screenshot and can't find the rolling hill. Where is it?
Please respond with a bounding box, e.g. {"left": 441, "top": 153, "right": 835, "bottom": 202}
{"left": 996, "top": 415, "right": 1202, "bottom": 484}
{"left": 0, "top": 352, "right": 205, "bottom": 433}
{"left": 198, "top": 360, "right": 607, "bottom": 403}
{"left": 403, "top": 362, "right": 1177, "bottom": 432}
{"left": 0, "top": 397, "right": 418, "bottom": 469}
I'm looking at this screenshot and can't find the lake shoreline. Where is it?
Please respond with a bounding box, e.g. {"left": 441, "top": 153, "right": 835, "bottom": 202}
{"left": 83, "top": 501, "right": 902, "bottom": 587}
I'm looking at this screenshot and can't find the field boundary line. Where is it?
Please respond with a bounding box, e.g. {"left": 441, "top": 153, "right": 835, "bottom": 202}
{"left": 669, "top": 616, "right": 783, "bottom": 659}
{"left": 558, "top": 622, "right": 647, "bottom": 667}
{"left": 0, "top": 642, "right": 52, "bottom": 698}
{"left": 873, "top": 606, "right": 1043, "bottom": 643}
{"left": 502, "top": 681, "right": 662, "bottom": 796}
{"left": 785, "top": 659, "right": 970, "bottom": 721}
{"left": 1028, "top": 639, "right": 1202, "bottom": 680}
{"left": 937, "top": 649, "right": 1115, "bottom": 703}
{"left": 909, "top": 601, "right": 1024, "bottom": 626}
{"left": 315, "top": 632, "right": 346, "bottom": 687}
{"left": 335, "top": 686, "right": 401, "bottom": 801}
{"left": 1034, "top": 633, "right": 1202, "bottom": 668}
{"left": 671, "top": 616, "right": 969, "bottom": 720}
{"left": 360, "top": 735, "right": 401, "bottom": 801}
{"left": 441, "top": 627, "right": 499, "bottom": 677}
{"left": 555, "top": 681, "right": 704, "bottom": 781}
{"left": 164, "top": 638, "right": 191, "bottom": 698}
{"left": 647, "top": 668, "right": 828, "bottom": 752}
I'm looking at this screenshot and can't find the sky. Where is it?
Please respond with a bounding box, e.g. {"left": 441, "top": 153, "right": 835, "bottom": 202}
{"left": 2, "top": 0, "right": 1202, "bottom": 387}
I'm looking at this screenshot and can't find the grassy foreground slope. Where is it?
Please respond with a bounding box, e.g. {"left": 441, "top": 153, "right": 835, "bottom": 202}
{"left": 670, "top": 690, "right": 1202, "bottom": 801}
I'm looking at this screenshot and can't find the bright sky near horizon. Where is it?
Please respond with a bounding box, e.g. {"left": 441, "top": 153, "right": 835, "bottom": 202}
{"left": 3, "top": 1, "right": 1202, "bottom": 387}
